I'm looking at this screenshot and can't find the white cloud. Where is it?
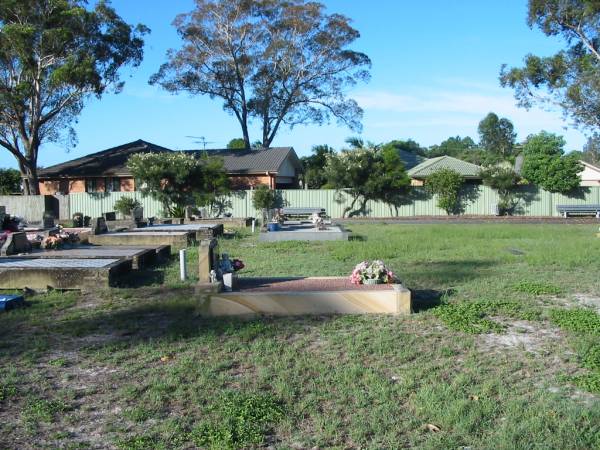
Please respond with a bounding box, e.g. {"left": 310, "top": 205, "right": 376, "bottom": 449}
{"left": 353, "top": 84, "right": 587, "bottom": 150}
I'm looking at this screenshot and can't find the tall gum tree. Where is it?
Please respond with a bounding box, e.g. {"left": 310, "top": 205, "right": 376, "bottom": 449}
{"left": 150, "top": 0, "right": 370, "bottom": 149}
{"left": 500, "top": 0, "right": 600, "bottom": 131}
{"left": 0, "top": 0, "right": 148, "bottom": 194}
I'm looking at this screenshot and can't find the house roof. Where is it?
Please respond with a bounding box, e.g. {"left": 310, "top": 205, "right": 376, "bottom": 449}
{"left": 184, "top": 147, "right": 302, "bottom": 175}
{"left": 581, "top": 160, "right": 600, "bottom": 172}
{"left": 38, "top": 140, "right": 301, "bottom": 178}
{"left": 397, "top": 149, "right": 426, "bottom": 170}
{"left": 38, "top": 139, "right": 172, "bottom": 178}
{"left": 407, "top": 155, "right": 482, "bottom": 178}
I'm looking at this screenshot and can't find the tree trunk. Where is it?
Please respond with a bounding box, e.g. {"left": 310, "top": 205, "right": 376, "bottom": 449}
{"left": 21, "top": 164, "right": 40, "bottom": 195}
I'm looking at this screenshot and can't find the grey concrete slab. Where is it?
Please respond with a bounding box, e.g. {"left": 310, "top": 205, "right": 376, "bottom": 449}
{"left": 0, "top": 257, "right": 131, "bottom": 290}
{"left": 129, "top": 223, "right": 224, "bottom": 238}
{"left": 0, "top": 258, "right": 120, "bottom": 268}
{"left": 88, "top": 231, "right": 192, "bottom": 249}
{"left": 11, "top": 246, "right": 159, "bottom": 269}
{"left": 258, "top": 224, "right": 349, "bottom": 242}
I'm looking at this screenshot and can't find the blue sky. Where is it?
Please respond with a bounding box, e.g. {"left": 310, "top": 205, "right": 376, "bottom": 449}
{"left": 0, "top": 0, "right": 589, "bottom": 170}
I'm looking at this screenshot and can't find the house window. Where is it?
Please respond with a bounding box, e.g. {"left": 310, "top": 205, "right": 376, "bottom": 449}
{"left": 106, "top": 177, "right": 121, "bottom": 192}
{"left": 85, "top": 179, "right": 99, "bottom": 193}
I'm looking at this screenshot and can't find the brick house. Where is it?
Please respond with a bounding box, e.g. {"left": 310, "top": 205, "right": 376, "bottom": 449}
{"left": 38, "top": 139, "right": 303, "bottom": 194}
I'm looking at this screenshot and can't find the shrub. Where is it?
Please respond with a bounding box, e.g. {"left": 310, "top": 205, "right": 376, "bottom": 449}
{"left": 425, "top": 168, "right": 464, "bottom": 214}
{"left": 114, "top": 197, "right": 141, "bottom": 217}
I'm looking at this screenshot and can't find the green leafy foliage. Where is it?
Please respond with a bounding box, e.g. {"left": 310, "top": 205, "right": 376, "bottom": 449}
{"left": 550, "top": 308, "right": 600, "bottom": 335}
{"left": 301, "top": 144, "right": 335, "bottom": 189}
{"left": 0, "top": 168, "right": 21, "bottom": 194}
{"left": 513, "top": 281, "right": 562, "bottom": 295}
{"left": 500, "top": 0, "right": 600, "bottom": 130}
{"left": 478, "top": 112, "right": 516, "bottom": 157}
{"left": 0, "top": 0, "right": 148, "bottom": 194}
{"left": 113, "top": 197, "right": 141, "bottom": 217}
{"left": 425, "top": 168, "right": 464, "bottom": 215}
{"left": 521, "top": 131, "right": 582, "bottom": 193}
{"left": 481, "top": 166, "right": 521, "bottom": 215}
{"left": 191, "top": 392, "right": 283, "bottom": 449}
{"left": 571, "top": 373, "right": 600, "bottom": 394}
{"left": 127, "top": 152, "right": 229, "bottom": 217}
{"left": 324, "top": 143, "right": 410, "bottom": 217}
{"left": 226, "top": 138, "right": 247, "bottom": 150}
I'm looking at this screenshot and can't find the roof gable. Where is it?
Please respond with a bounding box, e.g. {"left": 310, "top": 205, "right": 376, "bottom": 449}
{"left": 185, "top": 147, "right": 301, "bottom": 174}
{"left": 407, "top": 155, "right": 482, "bottom": 178}
{"left": 38, "top": 141, "right": 301, "bottom": 178}
{"left": 38, "top": 139, "right": 172, "bottom": 178}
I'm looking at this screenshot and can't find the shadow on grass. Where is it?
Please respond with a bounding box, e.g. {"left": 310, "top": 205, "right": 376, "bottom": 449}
{"left": 112, "top": 255, "right": 177, "bottom": 288}
{"left": 405, "top": 260, "right": 496, "bottom": 285}
{"left": 348, "top": 235, "right": 366, "bottom": 242}
{"left": 411, "top": 288, "right": 455, "bottom": 313}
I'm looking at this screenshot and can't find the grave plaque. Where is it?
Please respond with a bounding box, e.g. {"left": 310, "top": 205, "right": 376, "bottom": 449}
{"left": 92, "top": 217, "right": 108, "bottom": 235}
{"left": 42, "top": 211, "right": 55, "bottom": 229}
{"left": 103, "top": 211, "right": 117, "bottom": 221}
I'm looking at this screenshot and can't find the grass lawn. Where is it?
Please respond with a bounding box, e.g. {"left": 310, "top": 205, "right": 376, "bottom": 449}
{"left": 2, "top": 223, "right": 600, "bottom": 449}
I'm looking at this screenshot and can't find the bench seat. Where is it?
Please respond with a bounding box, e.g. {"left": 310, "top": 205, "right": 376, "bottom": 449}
{"left": 556, "top": 204, "right": 600, "bottom": 218}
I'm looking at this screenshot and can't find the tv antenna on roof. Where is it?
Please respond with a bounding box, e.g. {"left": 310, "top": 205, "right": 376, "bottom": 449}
{"left": 185, "top": 135, "right": 215, "bottom": 150}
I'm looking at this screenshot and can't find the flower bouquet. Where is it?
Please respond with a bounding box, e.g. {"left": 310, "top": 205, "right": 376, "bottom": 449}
{"left": 232, "top": 258, "right": 245, "bottom": 272}
{"left": 350, "top": 260, "right": 396, "bottom": 285}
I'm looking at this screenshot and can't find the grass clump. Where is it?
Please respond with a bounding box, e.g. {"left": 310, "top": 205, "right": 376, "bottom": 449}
{"left": 571, "top": 373, "right": 600, "bottom": 394}
{"left": 191, "top": 392, "right": 283, "bottom": 450}
{"left": 433, "top": 302, "right": 505, "bottom": 334}
{"left": 434, "top": 300, "right": 541, "bottom": 334}
{"left": 513, "top": 281, "right": 562, "bottom": 296}
{"left": 22, "top": 398, "right": 69, "bottom": 424}
{"left": 0, "top": 382, "right": 16, "bottom": 402}
{"left": 550, "top": 308, "right": 600, "bottom": 335}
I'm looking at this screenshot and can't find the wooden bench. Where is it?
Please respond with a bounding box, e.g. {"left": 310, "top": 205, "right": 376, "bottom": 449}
{"left": 556, "top": 204, "right": 600, "bottom": 218}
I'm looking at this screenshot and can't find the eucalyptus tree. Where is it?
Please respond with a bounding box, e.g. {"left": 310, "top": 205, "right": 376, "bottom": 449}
{"left": 0, "top": 0, "right": 148, "bottom": 194}
{"left": 151, "top": 0, "right": 371, "bottom": 149}
{"left": 501, "top": 0, "right": 600, "bottom": 131}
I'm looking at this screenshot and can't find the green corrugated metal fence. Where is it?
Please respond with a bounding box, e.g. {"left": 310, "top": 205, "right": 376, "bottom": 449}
{"left": 68, "top": 186, "right": 600, "bottom": 219}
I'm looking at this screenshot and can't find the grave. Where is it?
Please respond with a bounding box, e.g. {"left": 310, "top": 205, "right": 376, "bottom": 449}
{"left": 128, "top": 223, "right": 224, "bottom": 239}
{"left": 88, "top": 231, "right": 192, "bottom": 249}
{"left": 0, "top": 257, "right": 131, "bottom": 290}
{"left": 193, "top": 239, "right": 411, "bottom": 316}
{"left": 10, "top": 245, "right": 169, "bottom": 270}
{"left": 258, "top": 222, "right": 349, "bottom": 242}
{"left": 0, "top": 232, "right": 32, "bottom": 256}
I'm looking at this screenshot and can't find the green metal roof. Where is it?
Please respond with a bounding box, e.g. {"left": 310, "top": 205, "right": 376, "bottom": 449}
{"left": 407, "top": 156, "right": 482, "bottom": 178}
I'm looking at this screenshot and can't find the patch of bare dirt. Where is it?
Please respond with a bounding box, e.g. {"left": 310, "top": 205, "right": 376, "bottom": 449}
{"left": 541, "top": 293, "right": 600, "bottom": 313}
{"left": 479, "top": 319, "right": 563, "bottom": 354}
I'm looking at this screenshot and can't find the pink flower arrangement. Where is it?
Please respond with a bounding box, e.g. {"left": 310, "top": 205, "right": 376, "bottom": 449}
{"left": 350, "top": 260, "right": 396, "bottom": 285}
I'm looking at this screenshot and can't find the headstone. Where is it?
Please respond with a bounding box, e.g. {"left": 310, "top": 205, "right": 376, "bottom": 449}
{"left": 103, "top": 211, "right": 117, "bottom": 221}
{"left": 42, "top": 211, "right": 55, "bottom": 229}
{"left": 91, "top": 217, "right": 108, "bottom": 235}
{"left": 0, "top": 232, "right": 31, "bottom": 256}
{"left": 132, "top": 206, "right": 144, "bottom": 222}
{"left": 198, "top": 238, "right": 219, "bottom": 283}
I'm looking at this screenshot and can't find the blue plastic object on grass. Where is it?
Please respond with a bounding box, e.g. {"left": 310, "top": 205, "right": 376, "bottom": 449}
{"left": 0, "top": 294, "right": 24, "bottom": 311}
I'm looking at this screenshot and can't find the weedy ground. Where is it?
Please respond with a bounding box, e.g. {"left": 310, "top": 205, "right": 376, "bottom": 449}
{"left": 1, "top": 224, "right": 600, "bottom": 449}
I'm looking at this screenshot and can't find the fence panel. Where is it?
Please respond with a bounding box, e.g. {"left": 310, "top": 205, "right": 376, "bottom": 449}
{"left": 67, "top": 186, "right": 600, "bottom": 219}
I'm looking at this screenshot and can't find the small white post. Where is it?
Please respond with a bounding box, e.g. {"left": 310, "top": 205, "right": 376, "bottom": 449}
{"left": 179, "top": 249, "right": 187, "bottom": 281}
{"left": 251, "top": 218, "right": 256, "bottom": 233}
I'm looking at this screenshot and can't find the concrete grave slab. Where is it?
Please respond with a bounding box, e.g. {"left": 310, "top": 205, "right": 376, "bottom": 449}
{"left": 0, "top": 257, "right": 131, "bottom": 290}
{"left": 129, "top": 223, "right": 224, "bottom": 239}
{"left": 259, "top": 223, "right": 349, "bottom": 242}
{"left": 11, "top": 245, "right": 164, "bottom": 270}
{"left": 194, "top": 277, "right": 411, "bottom": 317}
{"left": 88, "top": 231, "right": 192, "bottom": 249}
